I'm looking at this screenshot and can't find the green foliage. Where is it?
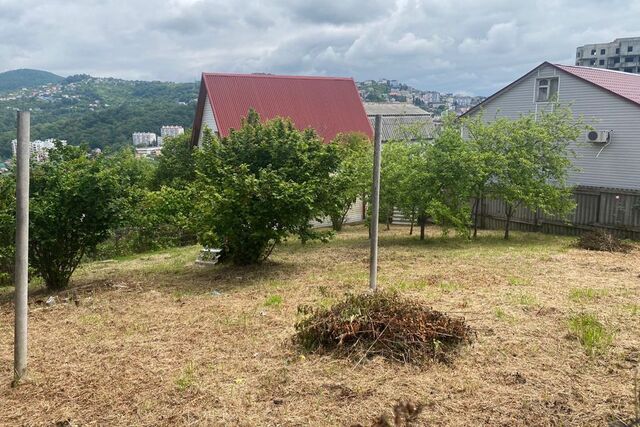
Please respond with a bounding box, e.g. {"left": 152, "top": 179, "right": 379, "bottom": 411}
{"left": 0, "top": 144, "right": 129, "bottom": 290}
{"left": 568, "top": 312, "right": 614, "bottom": 356}
{"left": 194, "top": 110, "right": 339, "bottom": 265}
{"left": 152, "top": 130, "right": 196, "bottom": 189}
{"left": 325, "top": 132, "right": 372, "bottom": 231}
{"left": 0, "top": 74, "right": 197, "bottom": 159}
{"left": 463, "top": 104, "right": 583, "bottom": 239}
{"left": 0, "top": 173, "right": 15, "bottom": 285}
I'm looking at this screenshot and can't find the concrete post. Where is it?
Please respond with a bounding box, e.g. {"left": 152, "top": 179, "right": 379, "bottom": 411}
{"left": 369, "top": 115, "right": 382, "bottom": 292}
{"left": 13, "top": 111, "right": 30, "bottom": 385}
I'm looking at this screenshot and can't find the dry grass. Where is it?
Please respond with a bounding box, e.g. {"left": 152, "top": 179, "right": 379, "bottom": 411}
{"left": 1, "top": 225, "right": 639, "bottom": 426}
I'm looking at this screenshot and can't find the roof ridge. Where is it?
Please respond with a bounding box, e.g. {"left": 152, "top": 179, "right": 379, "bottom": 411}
{"left": 201, "top": 72, "right": 353, "bottom": 81}
{"left": 554, "top": 63, "right": 640, "bottom": 77}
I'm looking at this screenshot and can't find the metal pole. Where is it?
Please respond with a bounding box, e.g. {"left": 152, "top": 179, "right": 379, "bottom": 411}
{"left": 14, "top": 111, "right": 30, "bottom": 385}
{"left": 369, "top": 115, "right": 382, "bottom": 292}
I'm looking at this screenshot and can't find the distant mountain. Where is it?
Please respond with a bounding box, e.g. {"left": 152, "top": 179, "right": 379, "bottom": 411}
{"left": 0, "top": 69, "right": 64, "bottom": 92}
{"left": 0, "top": 73, "right": 198, "bottom": 159}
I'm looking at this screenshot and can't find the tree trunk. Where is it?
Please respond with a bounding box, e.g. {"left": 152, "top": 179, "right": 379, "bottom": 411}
{"left": 472, "top": 197, "right": 481, "bottom": 239}
{"left": 419, "top": 215, "right": 426, "bottom": 240}
{"left": 504, "top": 204, "right": 513, "bottom": 240}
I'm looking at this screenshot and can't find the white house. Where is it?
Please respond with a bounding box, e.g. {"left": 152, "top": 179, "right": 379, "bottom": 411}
{"left": 463, "top": 61, "right": 640, "bottom": 237}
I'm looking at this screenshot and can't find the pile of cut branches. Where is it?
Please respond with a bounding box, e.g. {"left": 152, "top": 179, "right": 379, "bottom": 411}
{"left": 577, "top": 229, "right": 633, "bottom": 253}
{"left": 295, "top": 292, "right": 473, "bottom": 364}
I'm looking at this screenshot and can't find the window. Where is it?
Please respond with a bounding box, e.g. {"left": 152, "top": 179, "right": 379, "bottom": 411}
{"left": 616, "top": 47, "right": 620, "bottom": 54}
{"left": 614, "top": 57, "right": 621, "bottom": 64}
{"left": 600, "top": 48, "right": 606, "bottom": 55}
{"left": 625, "top": 67, "right": 634, "bottom": 73}
{"left": 536, "top": 77, "right": 559, "bottom": 102}
{"left": 625, "top": 56, "right": 635, "bottom": 63}
{"left": 591, "top": 49, "right": 596, "bottom": 55}
{"left": 590, "top": 59, "right": 596, "bottom": 65}
{"left": 628, "top": 46, "right": 633, "bottom": 52}
{"left": 599, "top": 59, "right": 605, "bottom": 65}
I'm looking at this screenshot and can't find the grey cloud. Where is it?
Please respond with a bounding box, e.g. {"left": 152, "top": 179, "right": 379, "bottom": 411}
{"left": 2, "top": 0, "right": 640, "bottom": 95}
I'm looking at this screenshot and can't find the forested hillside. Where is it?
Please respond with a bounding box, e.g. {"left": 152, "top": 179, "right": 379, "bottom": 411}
{"left": 0, "top": 69, "right": 64, "bottom": 92}
{"left": 0, "top": 70, "right": 198, "bottom": 159}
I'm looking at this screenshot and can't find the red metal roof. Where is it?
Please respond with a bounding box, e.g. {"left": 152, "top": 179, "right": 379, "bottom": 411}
{"left": 554, "top": 64, "right": 640, "bottom": 106}
{"left": 463, "top": 62, "right": 640, "bottom": 118}
{"left": 192, "top": 73, "right": 373, "bottom": 144}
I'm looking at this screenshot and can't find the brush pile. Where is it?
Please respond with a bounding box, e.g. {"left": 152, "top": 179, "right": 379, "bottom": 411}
{"left": 295, "top": 292, "right": 473, "bottom": 364}
{"left": 577, "top": 229, "right": 633, "bottom": 253}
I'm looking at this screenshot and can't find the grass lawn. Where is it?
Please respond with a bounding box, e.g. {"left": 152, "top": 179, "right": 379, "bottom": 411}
{"left": 1, "top": 225, "right": 639, "bottom": 426}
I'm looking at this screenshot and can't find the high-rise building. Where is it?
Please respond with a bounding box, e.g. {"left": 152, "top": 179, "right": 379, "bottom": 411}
{"left": 576, "top": 37, "right": 640, "bottom": 73}
{"left": 132, "top": 132, "right": 157, "bottom": 147}
{"left": 11, "top": 138, "right": 66, "bottom": 162}
{"left": 160, "top": 125, "right": 184, "bottom": 138}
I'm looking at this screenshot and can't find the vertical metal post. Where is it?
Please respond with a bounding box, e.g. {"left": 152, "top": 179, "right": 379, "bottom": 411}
{"left": 14, "top": 111, "right": 30, "bottom": 385}
{"left": 369, "top": 115, "right": 382, "bottom": 292}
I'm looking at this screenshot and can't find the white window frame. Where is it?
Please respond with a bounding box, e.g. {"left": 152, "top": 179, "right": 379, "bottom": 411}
{"left": 535, "top": 77, "right": 559, "bottom": 103}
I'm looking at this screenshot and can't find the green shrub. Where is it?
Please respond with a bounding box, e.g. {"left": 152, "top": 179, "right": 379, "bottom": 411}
{"left": 194, "top": 110, "right": 339, "bottom": 265}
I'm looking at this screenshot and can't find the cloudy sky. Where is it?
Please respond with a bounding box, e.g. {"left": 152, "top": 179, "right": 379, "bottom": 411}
{"left": 1, "top": 0, "right": 640, "bottom": 95}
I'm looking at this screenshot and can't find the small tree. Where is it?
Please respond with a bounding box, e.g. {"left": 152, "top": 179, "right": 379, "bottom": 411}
{"left": 426, "top": 115, "right": 481, "bottom": 237}
{"left": 487, "top": 105, "right": 582, "bottom": 239}
{"left": 380, "top": 139, "right": 413, "bottom": 231}
{"left": 195, "top": 110, "right": 340, "bottom": 265}
{"left": 28, "top": 144, "right": 126, "bottom": 289}
{"left": 325, "top": 132, "right": 372, "bottom": 231}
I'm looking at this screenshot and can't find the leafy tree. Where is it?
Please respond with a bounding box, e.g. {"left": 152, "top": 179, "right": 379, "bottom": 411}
{"left": 153, "top": 130, "right": 195, "bottom": 189}
{"left": 465, "top": 104, "right": 582, "bottom": 239}
{"left": 0, "top": 143, "right": 128, "bottom": 290}
{"left": 425, "top": 115, "right": 481, "bottom": 237}
{"left": 380, "top": 139, "right": 414, "bottom": 231}
{"left": 325, "top": 133, "right": 372, "bottom": 231}
{"left": 194, "top": 110, "right": 339, "bottom": 265}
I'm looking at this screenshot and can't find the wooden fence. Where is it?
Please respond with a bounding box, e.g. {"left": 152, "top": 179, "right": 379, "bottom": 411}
{"left": 475, "top": 186, "right": 640, "bottom": 240}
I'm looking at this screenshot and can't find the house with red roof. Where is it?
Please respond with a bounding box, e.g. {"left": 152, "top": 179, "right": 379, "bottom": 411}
{"left": 191, "top": 72, "right": 373, "bottom": 228}
{"left": 191, "top": 73, "right": 373, "bottom": 146}
{"left": 463, "top": 62, "right": 640, "bottom": 236}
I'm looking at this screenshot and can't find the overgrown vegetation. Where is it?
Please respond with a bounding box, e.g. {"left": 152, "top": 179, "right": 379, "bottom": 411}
{"left": 577, "top": 229, "right": 633, "bottom": 253}
{"left": 295, "top": 292, "right": 473, "bottom": 364}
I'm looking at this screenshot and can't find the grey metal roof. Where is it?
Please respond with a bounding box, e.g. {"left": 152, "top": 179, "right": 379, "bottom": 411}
{"left": 363, "top": 102, "right": 431, "bottom": 116}
{"left": 368, "top": 115, "right": 436, "bottom": 141}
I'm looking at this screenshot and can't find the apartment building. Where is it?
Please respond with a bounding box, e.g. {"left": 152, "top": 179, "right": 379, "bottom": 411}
{"left": 576, "top": 37, "right": 640, "bottom": 73}
{"left": 132, "top": 132, "right": 157, "bottom": 147}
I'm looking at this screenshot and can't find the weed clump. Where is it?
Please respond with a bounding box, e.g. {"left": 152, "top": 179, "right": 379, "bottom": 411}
{"left": 295, "top": 292, "right": 473, "bottom": 364}
{"left": 568, "top": 312, "right": 614, "bottom": 356}
{"left": 577, "top": 230, "right": 633, "bottom": 253}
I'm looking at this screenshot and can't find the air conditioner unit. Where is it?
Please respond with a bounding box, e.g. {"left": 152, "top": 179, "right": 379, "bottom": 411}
{"left": 586, "top": 130, "right": 611, "bottom": 144}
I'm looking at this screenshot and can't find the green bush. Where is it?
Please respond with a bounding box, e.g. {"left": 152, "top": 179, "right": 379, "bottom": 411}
{"left": 194, "top": 110, "right": 339, "bottom": 265}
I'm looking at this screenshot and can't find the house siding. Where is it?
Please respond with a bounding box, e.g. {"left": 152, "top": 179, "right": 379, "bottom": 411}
{"left": 473, "top": 63, "right": 640, "bottom": 191}
{"left": 198, "top": 96, "right": 218, "bottom": 146}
